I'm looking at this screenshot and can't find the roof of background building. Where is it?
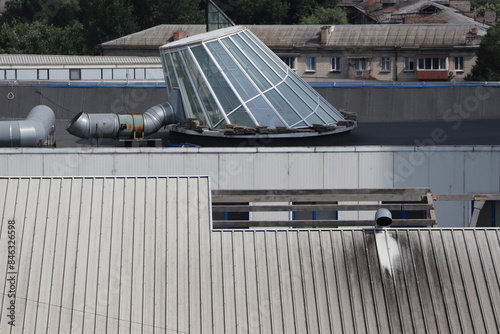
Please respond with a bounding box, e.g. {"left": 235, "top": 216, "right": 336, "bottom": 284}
{"left": 1, "top": 175, "right": 499, "bottom": 333}
{"left": 100, "top": 24, "right": 486, "bottom": 51}
{"left": 0, "top": 54, "right": 161, "bottom": 66}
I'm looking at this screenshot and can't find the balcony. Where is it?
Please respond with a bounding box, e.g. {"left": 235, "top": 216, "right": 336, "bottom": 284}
{"left": 416, "top": 70, "right": 449, "bottom": 80}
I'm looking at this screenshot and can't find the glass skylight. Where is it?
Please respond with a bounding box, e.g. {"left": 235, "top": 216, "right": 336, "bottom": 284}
{"left": 159, "top": 26, "right": 344, "bottom": 130}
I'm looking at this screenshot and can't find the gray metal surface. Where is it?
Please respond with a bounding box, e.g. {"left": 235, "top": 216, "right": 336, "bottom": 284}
{"left": 66, "top": 103, "right": 176, "bottom": 139}
{"left": 0, "top": 54, "right": 161, "bottom": 66}
{"left": 0, "top": 105, "right": 55, "bottom": 147}
{"left": 0, "top": 176, "right": 499, "bottom": 333}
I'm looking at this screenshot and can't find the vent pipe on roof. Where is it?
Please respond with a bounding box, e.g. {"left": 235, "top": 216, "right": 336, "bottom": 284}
{"left": 66, "top": 102, "right": 178, "bottom": 140}
{"left": 0, "top": 105, "right": 55, "bottom": 147}
{"left": 320, "top": 26, "right": 333, "bottom": 45}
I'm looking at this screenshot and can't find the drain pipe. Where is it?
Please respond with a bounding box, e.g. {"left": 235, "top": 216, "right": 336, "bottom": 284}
{"left": 66, "top": 102, "right": 177, "bottom": 140}
{"left": 0, "top": 105, "right": 55, "bottom": 147}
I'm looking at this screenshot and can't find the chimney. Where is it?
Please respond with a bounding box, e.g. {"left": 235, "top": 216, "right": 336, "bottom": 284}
{"left": 172, "top": 31, "right": 185, "bottom": 41}
{"left": 320, "top": 26, "right": 333, "bottom": 45}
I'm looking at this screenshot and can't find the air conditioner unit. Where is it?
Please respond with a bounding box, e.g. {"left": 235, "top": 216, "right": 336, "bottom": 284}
{"left": 448, "top": 70, "right": 456, "bottom": 77}
{"left": 356, "top": 71, "right": 363, "bottom": 77}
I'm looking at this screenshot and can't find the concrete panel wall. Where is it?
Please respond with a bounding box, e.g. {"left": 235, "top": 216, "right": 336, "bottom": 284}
{"left": 1, "top": 84, "right": 499, "bottom": 122}
{"left": 0, "top": 146, "right": 498, "bottom": 227}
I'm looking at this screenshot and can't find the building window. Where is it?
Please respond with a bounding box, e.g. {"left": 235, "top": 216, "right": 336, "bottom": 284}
{"left": 404, "top": 57, "right": 414, "bottom": 72}
{"left": 330, "top": 57, "right": 341, "bottom": 72}
{"left": 69, "top": 69, "right": 81, "bottom": 80}
{"left": 417, "top": 57, "right": 447, "bottom": 70}
{"left": 305, "top": 57, "right": 316, "bottom": 72}
{"left": 37, "top": 69, "right": 49, "bottom": 80}
{"left": 350, "top": 59, "right": 367, "bottom": 70}
{"left": 455, "top": 57, "right": 464, "bottom": 72}
{"left": 380, "top": 57, "right": 391, "bottom": 71}
{"left": 280, "top": 56, "right": 296, "bottom": 70}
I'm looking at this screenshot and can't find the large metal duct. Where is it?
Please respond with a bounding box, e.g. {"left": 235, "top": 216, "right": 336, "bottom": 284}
{"left": 66, "top": 102, "right": 176, "bottom": 140}
{"left": 0, "top": 105, "right": 55, "bottom": 147}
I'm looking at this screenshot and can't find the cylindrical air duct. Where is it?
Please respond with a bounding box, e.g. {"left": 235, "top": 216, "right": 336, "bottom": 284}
{"left": 0, "top": 105, "right": 55, "bottom": 147}
{"left": 66, "top": 103, "right": 175, "bottom": 140}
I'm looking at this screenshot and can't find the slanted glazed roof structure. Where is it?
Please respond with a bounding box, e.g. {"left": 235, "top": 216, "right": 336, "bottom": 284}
{"left": 159, "top": 26, "right": 349, "bottom": 131}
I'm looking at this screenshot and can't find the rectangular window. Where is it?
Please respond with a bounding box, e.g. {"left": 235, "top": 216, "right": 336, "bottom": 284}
{"left": 330, "top": 57, "right": 341, "bottom": 72}
{"left": 380, "top": 57, "right": 391, "bottom": 71}
{"left": 404, "top": 57, "right": 414, "bottom": 72}
{"left": 38, "top": 69, "right": 49, "bottom": 80}
{"left": 280, "top": 56, "right": 296, "bottom": 70}
{"left": 350, "top": 59, "right": 367, "bottom": 70}
{"left": 417, "top": 57, "right": 447, "bottom": 70}
{"left": 305, "top": 57, "right": 316, "bottom": 72}
{"left": 69, "top": 69, "right": 81, "bottom": 80}
{"left": 455, "top": 57, "right": 464, "bottom": 71}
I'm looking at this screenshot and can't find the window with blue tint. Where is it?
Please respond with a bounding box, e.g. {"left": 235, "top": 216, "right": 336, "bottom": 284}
{"left": 264, "top": 89, "right": 301, "bottom": 127}
{"left": 227, "top": 106, "right": 256, "bottom": 127}
{"left": 206, "top": 41, "right": 259, "bottom": 101}
{"left": 315, "top": 105, "right": 335, "bottom": 124}
{"left": 242, "top": 30, "right": 288, "bottom": 73}
{"left": 245, "top": 96, "right": 284, "bottom": 127}
{"left": 231, "top": 34, "right": 283, "bottom": 86}
{"left": 221, "top": 37, "right": 271, "bottom": 91}
{"left": 191, "top": 45, "right": 241, "bottom": 115}
{"left": 276, "top": 82, "right": 313, "bottom": 119}
{"left": 181, "top": 49, "right": 226, "bottom": 128}
{"left": 305, "top": 113, "right": 323, "bottom": 125}
{"left": 164, "top": 53, "right": 179, "bottom": 88}
{"left": 284, "top": 76, "right": 317, "bottom": 109}
{"left": 319, "top": 99, "right": 343, "bottom": 120}
{"left": 171, "top": 52, "right": 206, "bottom": 123}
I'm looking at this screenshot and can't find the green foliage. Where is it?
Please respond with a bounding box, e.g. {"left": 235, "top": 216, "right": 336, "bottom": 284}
{"left": 299, "top": 6, "right": 348, "bottom": 25}
{"left": 465, "top": 22, "right": 500, "bottom": 81}
{"left": 0, "top": 0, "right": 348, "bottom": 55}
{"left": 475, "top": 2, "right": 500, "bottom": 16}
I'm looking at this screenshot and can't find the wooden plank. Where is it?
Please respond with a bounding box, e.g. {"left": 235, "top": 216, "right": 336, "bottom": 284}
{"left": 212, "top": 203, "right": 432, "bottom": 212}
{"left": 212, "top": 194, "right": 427, "bottom": 203}
{"left": 213, "top": 219, "right": 436, "bottom": 229}
{"left": 212, "top": 188, "right": 430, "bottom": 196}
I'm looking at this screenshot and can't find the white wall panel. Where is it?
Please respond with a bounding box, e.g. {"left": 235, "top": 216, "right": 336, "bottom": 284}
{"left": 324, "top": 153, "right": 359, "bottom": 188}
{"left": 393, "top": 151, "right": 431, "bottom": 188}
{"left": 9, "top": 154, "right": 44, "bottom": 176}
{"left": 218, "top": 153, "right": 255, "bottom": 189}
{"left": 464, "top": 151, "right": 500, "bottom": 193}
{"left": 253, "top": 153, "right": 289, "bottom": 189}
{"left": 359, "top": 152, "right": 394, "bottom": 188}
{"left": 429, "top": 151, "right": 465, "bottom": 193}
{"left": 288, "top": 153, "right": 324, "bottom": 189}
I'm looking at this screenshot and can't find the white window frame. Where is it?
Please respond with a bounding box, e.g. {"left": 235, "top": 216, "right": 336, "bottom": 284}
{"left": 454, "top": 57, "right": 464, "bottom": 72}
{"left": 305, "top": 57, "right": 316, "bottom": 72}
{"left": 380, "top": 57, "right": 391, "bottom": 71}
{"left": 417, "top": 57, "right": 448, "bottom": 71}
{"left": 350, "top": 59, "right": 367, "bottom": 71}
{"left": 330, "top": 57, "right": 341, "bottom": 72}
{"left": 69, "top": 69, "right": 81, "bottom": 80}
{"left": 404, "top": 57, "right": 415, "bottom": 72}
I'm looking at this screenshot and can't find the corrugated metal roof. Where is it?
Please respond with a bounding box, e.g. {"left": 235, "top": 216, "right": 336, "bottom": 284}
{"left": 0, "top": 54, "right": 161, "bottom": 66}
{"left": 1, "top": 176, "right": 499, "bottom": 333}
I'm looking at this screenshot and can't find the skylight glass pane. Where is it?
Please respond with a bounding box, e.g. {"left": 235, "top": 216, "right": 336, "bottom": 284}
{"left": 191, "top": 45, "right": 241, "bottom": 115}
{"left": 164, "top": 53, "right": 179, "bottom": 88}
{"left": 315, "top": 105, "right": 336, "bottom": 124}
{"left": 264, "top": 89, "right": 301, "bottom": 127}
{"left": 242, "top": 30, "right": 288, "bottom": 73}
{"left": 246, "top": 96, "right": 284, "bottom": 127}
{"left": 305, "top": 113, "right": 323, "bottom": 125}
{"left": 284, "top": 76, "right": 318, "bottom": 110}
{"left": 231, "top": 34, "right": 283, "bottom": 85}
{"left": 227, "top": 106, "right": 256, "bottom": 127}
{"left": 206, "top": 41, "right": 259, "bottom": 101}
{"left": 181, "top": 49, "right": 226, "bottom": 128}
{"left": 319, "top": 99, "right": 342, "bottom": 120}
{"left": 276, "top": 82, "right": 313, "bottom": 119}
{"left": 171, "top": 52, "right": 206, "bottom": 123}
{"left": 221, "top": 37, "right": 271, "bottom": 91}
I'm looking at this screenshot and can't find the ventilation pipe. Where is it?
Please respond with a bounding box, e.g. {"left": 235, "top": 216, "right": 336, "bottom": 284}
{"left": 66, "top": 102, "right": 177, "bottom": 140}
{"left": 0, "top": 105, "right": 55, "bottom": 147}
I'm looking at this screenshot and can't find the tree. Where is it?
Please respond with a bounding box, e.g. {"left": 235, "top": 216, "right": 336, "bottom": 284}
{"left": 465, "top": 22, "right": 500, "bottom": 81}
{"left": 299, "top": 6, "right": 347, "bottom": 25}
{"left": 227, "top": 0, "right": 289, "bottom": 24}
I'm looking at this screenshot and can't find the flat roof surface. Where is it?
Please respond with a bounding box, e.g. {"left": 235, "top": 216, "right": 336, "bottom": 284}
{"left": 0, "top": 176, "right": 499, "bottom": 332}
